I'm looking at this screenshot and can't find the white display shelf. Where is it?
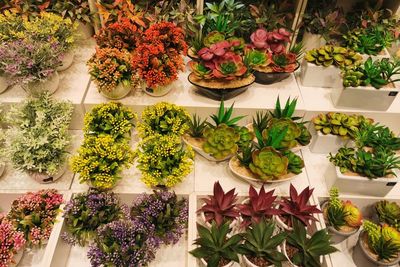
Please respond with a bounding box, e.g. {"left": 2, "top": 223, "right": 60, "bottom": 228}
{"left": 0, "top": 130, "right": 81, "bottom": 191}
{"left": 50, "top": 192, "right": 190, "bottom": 267}
{"left": 0, "top": 40, "right": 95, "bottom": 130}
{"left": 83, "top": 70, "right": 306, "bottom": 122}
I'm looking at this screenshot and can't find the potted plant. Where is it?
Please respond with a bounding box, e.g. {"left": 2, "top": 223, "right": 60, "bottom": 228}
{"left": 87, "top": 47, "right": 139, "bottom": 99}
{"left": 300, "top": 45, "right": 362, "bottom": 88}
{"left": 238, "top": 186, "right": 282, "bottom": 229}
{"left": 352, "top": 220, "right": 400, "bottom": 266}
{"left": 0, "top": 218, "right": 26, "bottom": 266}
{"left": 309, "top": 112, "right": 372, "bottom": 154}
{"left": 138, "top": 102, "right": 191, "bottom": 138}
{"left": 275, "top": 184, "right": 321, "bottom": 231}
{"left": 329, "top": 146, "right": 400, "bottom": 196}
{"left": 376, "top": 200, "right": 400, "bottom": 231}
{"left": 7, "top": 189, "right": 64, "bottom": 246}
{"left": 332, "top": 58, "right": 400, "bottom": 111}
{"left": 130, "top": 190, "right": 188, "bottom": 246}
{"left": 321, "top": 188, "right": 362, "bottom": 243}
{"left": 354, "top": 122, "right": 400, "bottom": 152}
{"left": 7, "top": 93, "right": 73, "bottom": 183}
{"left": 61, "top": 189, "right": 126, "bottom": 246}
{"left": 190, "top": 221, "right": 242, "bottom": 267}
{"left": 137, "top": 134, "right": 194, "bottom": 188}
{"left": 238, "top": 218, "right": 287, "bottom": 267}
{"left": 87, "top": 220, "right": 157, "bottom": 266}
{"left": 132, "top": 22, "right": 187, "bottom": 96}
{"left": 283, "top": 218, "right": 337, "bottom": 267}
{"left": 198, "top": 181, "right": 240, "bottom": 229}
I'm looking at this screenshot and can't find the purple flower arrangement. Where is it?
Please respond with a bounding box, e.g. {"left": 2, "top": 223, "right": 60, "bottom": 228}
{"left": 62, "top": 189, "right": 127, "bottom": 246}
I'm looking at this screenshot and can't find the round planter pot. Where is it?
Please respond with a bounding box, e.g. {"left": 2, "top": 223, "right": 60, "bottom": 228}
{"left": 282, "top": 240, "right": 322, "bottom": 267}
{"left": 200, "top": 258, "right": 234, "bottom": 267}
{"left": 77, "top": 21, "right": 94, "bottom": 40}
{"left": 27, "top": 164, "right": 67, "bottom": 184}
{"left": 100, "top": 83, "right": 132, "bottom": 99}
{"left": 352, "top": 230, "right": 400, "bottom": 267}
{"left": 10, "top": 249, "right": 24, "bottom": 266}
{"left": 143, "top": 83, "right": 173, "bottom": 97}
{"left": 57, "top": 51, "right": 75, "bottom": 71}
{"left": 26, "top": 72, "right": 60, "bottom": 95}
{"left": 253, "top": 63, "right": 299, "bottom": 85}
{"left": 274, "top": 214, "right": 293, "bottom": 231}
{"left": 0, "top": 75, "right": 10, "bottom": 94}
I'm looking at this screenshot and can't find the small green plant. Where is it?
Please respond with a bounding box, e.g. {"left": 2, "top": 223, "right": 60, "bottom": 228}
{"left": 203, "top": 124, "right": 240, "bottom": 160}
{"left": 237, "top": 141, "right": 254, "bottom": 168}
{"left": 304, "top": 45, "right": 362, "bottom": 68}
{"left": 283, "top": 150, "right": 305, "bottom": 175}
{"left": 249, "top": 147, "right": 289, "bottom": 180}
{"left": 355, "top": 122, "right": 400, "bottom": 151}
{"left": 376, "top": 201, "right": 400, "bottom": 231}
{"left": 286, "top": 218, "right": 337, "bottom": 267}
{"left": 236, "top": 126, "right": 254, "bottom": 150}
{"left": 188, "top": 114, "right": 208, "bottom": 138}
{"left": 209, "top": 100, "right": 245, "bottom": 127}
{"left": 263, "top": 118, "right": 301, "bottom": 150}
{"left": 252, "top": 111, "right": 270, "bottom": 133}
{"left": 238, "top": 219, "right": 287, "bottom": 267}
{"left": 190, "top": 221, "right": 242, "bottom": 267}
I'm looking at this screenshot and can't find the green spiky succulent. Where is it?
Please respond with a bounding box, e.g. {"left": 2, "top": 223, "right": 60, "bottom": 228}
{"left": 344, "top": 26, "right": 393, "bottom": 56}
{"left": 203, "top": 124, "right": 240, "bottom": 160}
{"left": 236, "top": 126, "right": 254, "bottom": 150}
{"left": 282, "top": 150, "right": 304, "bottom": 175}
{"left": 326, "top": 188, "right": 347, "bottom": 230}
{"left": 304, "top": 45, "right": 362, "bottom": 68}
{"left": 252, "top": 111, "right": 270, "bottom": 133}
{"left": 188, "top": 114, "right": 208, "bottom": 138}
{"left": 376, "top": 201, "right": 400, "bottom": 231}
{"left": 237, "top": 142, "right": 254, "bottom": 168}
{"left": 209, "top": 100, "right": 245, "bottom": 127}
{"left": 263, "top": 118, "right": 301, "bottom": 150}
{"left": 355, "top": 122, "right": 400, "bottom": 151}
{"left": 249, "top": 147, "right": 289, "bottom": 181}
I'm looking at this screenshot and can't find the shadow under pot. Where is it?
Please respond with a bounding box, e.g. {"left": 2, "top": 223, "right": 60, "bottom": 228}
{"left": 188, "top": 73, "right": 255, "bottom": 101}
{"left": 253, "top": 63, "right": 299, "bottom": 85}
{"left": 100, "top": 83, "right": 132, "bottom": 100}
{"left": 27, "top": 164, "right": 67, "bottom": 183}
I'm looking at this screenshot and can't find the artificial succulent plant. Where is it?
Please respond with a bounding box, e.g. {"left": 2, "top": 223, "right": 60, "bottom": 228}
{"left": 249, "top": 147, "right": 289, "bottom": 181}
{"left": 304, "top": 45, "right": 362, "bottom": 68}
{"left": 376, "top": 201, "right": 400, "bottom": 231}
{"left": 203, "top": 124, "right": 240, "bottom": 160}
{"left": 263, "top": 118, "right": 301, "bottom": 150}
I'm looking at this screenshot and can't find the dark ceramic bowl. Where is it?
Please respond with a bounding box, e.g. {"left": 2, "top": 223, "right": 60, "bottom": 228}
{"left": 254, "top": 63, "right": 300, "bottom": 85}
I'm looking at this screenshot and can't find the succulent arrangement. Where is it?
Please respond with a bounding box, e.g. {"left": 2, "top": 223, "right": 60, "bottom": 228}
{"left": 304, "top": 46, "right": 362, "bottom": 68}
{"left": 376, "top": 201, "right": 400, "bottom": 231}
{"left": 203, "top": 124, "right": 240, "bottom": 160}
{"left": 354, "top": 122, "right": 400, "bottom": 151}
{"left": 7, "top": 93, "right": 73, "bottom": 177}
{"left": 62, "top": 190, "right": 126, "bottom": 246}
{"left": 0, "top": 218, "right": 26, "bottom": 267}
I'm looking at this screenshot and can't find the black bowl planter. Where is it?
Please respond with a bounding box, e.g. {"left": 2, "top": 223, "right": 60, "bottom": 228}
{"left": 254, "top": 63, "right": 300, "bottom": 85}
{"left": 188, "top": 73, "right": 255, "bottom": 101}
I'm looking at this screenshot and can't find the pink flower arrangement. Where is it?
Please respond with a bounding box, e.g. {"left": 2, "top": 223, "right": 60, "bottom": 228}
{"left": 250, "top": 28, "right": 291, "bottom": 53}
{"left": 7, "top": 189, "right": 63, "bottom": 246}
{"left": 0, "top": 219, "right": 26, "bottom": 267}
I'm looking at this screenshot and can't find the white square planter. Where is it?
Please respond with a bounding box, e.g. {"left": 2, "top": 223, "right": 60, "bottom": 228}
{"left": 331, "top": 85, "right": 399, "bottom": 111}
{"left": 361, "top": 48, "right": 390, "bottom": 62}
{"left": 332, "top": 167, "right": 400, "bottom": 196}
{"left": 309, "top": 126, "right": 352, "bottom": 154}
{"left": 300, "top": 61, "right": 341, "bottom": 88}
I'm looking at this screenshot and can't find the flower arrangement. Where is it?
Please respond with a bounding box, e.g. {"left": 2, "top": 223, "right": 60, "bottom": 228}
{"left": 7, "top": 93, "right": 73, "bottom": 177}
{"left": 7, "top": 189, "right": 64, "bottom": 246}
{"left": 0, "top": 10, "right": 25, "bottom": 42}
{"left": 131, "top": 21, "right": 187, "bottom": 90}
{"left": 62, "top": 189, "right": 126, "bottom": 246}
{"left": 130, "top": 190, "right": 188, "bottom": 246}
{"left": 87, "top": 219, "right": 156, "bottom": 267}
{"left": 83, "top": 102, "right": 136, "bottom": 141}
{"left": 138, "top": 102, "right": 191, "bottom": 138}
{"left": 71, "top": 134, "right": 135, "bottom": 190}
{"left": 0, "top": 219, "right": 26, "bottom": 267}
{"left": 137, "top": 134, "right": 194, "bottom": 188}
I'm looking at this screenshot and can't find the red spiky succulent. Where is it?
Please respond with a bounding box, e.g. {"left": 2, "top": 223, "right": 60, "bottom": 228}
{"left": 238, "top": 186, "right": 283, "bottom": 228}
{"left": 198, "top": 181, "right": 239, "bottom": 226}
{"left": 280, "top": 184, "right": 321, "bottom": 227}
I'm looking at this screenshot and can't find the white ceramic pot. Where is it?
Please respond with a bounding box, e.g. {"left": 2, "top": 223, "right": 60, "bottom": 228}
{"left": 331, "top": 84, "right": 400, "bottom": 111}
{"left": 200, "top": 258, "right": 234, "bottom": 267}
{"left": 308, "top": 125, "right": 352, "bottom": 154}
{"left": 302, "top": 32, "right": 326, "bottom": 52}
{"left": 274, "top": 215, "right": 293, "bottom": 231}
{"left": 26, "top": 71, "right": 60, "bottom": 95}
{"left": 100, "top": 82, "right": 132, "bottom": 99}
{"left": 10, "top": 249, "right": 24, "bottom": 266}
{"left": 361, "top": 48, "right": 390, "bottom": 62}
{"left": 77, "top": 21, "right": 94, "bottom": 40}
{"left": 0, "top": 163, "right": 5, "bottom": 178}
{"left": 333, "top": 167, "right": 400, "bottom": 197}
{"left": 143, "top": 83, "right": 173, "bottom": 97}
{"left": 299, "top": 61, "right": 341, "bottom": 88}
{"left": 241, "top": 246, "right": 282, "bottom": 267}
{"left": 57, "top": 51, "right": 75, "bottom": 71}
{"left": 27, "top": 164, "right": 67, "bottom": 184}
{"left": 0, "top": 75, "right": 10, "bottom": 94}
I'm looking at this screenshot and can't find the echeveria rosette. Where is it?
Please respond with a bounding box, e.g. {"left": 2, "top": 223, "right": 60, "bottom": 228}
{"left": 198, "top": 40, "right": 232, "bottom": 61}
{"left": 189, "top": 61, "right": 213, "bottom": 79}
{"left": 130, "top": 190, "right": 188, "bottom": 246}
{"left": 87, "top": 220, "right": 157, "bottom": 267}
{"left": 138, "top": 102, "right": 191, "bottom": 138}
{"left": 0, "top": 219, "right": 26, "bottom": 267}
{"left": 203, "top": 31, "right": 226, "bottom": 47}
{"left": 211, "top": 51, "right": 248, "bottom": 80}
{"left": 249, "top": 147, "right": 289, "bottom": 181}
{"left": 283, "top": 150, "right": 305, "bottom": 175}
{"left": 250, "top": 28, "right": 291, "bottom": 53}
{"left": 61, "top": 189, "right": 127, "bottom": 246}
{"left": 137, "top": 134, "right": 194, "bottom": 188}
{"left": 270, "top": 52, "right": 297, "bottom": 73}
{"left": 83, "top": 102, "right": 137, "bottom": 141}
{"left": 203, "top": 124, "right": 240, "bottom": 160}
{"left": 263, "top": 118, "right": 301, "bottom": 150}
{"left": 7, "top": 189, "right": 64, "bottom": 246}
{"left": 244, "top": 49, "right": 270, "bottom": 68}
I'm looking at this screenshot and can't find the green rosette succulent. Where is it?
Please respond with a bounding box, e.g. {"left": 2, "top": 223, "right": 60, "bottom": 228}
{"left": 189, "top": 61, "right": 213, "bottom": 79}
{"left": 203, "top": 31, "right": 225, "bottom": 47}
{"left": 263, "top": 118, "right": 301, "bottom": 150}
{"left": 283, "top": 150, "right": 304, "bottom": 174}
{"left": 249, "top": 147, "right": 289, "bottom": 180}
{"left": 244, "top": 49, "right": 268, "bottom": 68}
{"left": 297, "top": 123, "right": 312, "bottom": 146}
{"left": 236, "top": 126, "right": 254, "bottom": 150}
{"left": 343, "top": 68, "right": 364, "bottom": 87}
{"left": 203, "top": 124, "right": 240, "bottom": 160}
{"left": 376, "top": 201, "right": 400, "bottom": 230}
{"left": 305, "top": 46, "right": 362, "bottom": 68}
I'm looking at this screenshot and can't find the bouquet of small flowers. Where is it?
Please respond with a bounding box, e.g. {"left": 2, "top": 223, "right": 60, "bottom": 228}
{"left": 130, "top": 190, "right": 188, "bottom": 246}
{"left": 7, "top": 189, "right": 64, "bottom": 246}
{"left": 0, "top": 219, "right": 26, "bottom": 267}
{"left": 87, "top": 220, "right": 156, "bottom": 267}
{"left": 62, "top": 189, "right": 127, "bottom": 246}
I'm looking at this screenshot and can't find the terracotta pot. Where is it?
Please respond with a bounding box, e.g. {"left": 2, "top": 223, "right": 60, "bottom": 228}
{"left": 143, "top": 83, "right": 173, "bottom": 97}
{"left": 57, "top": 51, "right": 75, "bottom": 71}
{"left": 0, "top": 75, "right": 10, "bottom": 94}
{"left": 100, "top": 83, "right": 131, "bottom": 99}
{"left": 27, "top": 164, "right": 67, "bottom": 183}
{"left": 26, "top": 71, "right": 60, "bottom": 95}
{"left": 10, "top": 249, "right": 24, "bottom": 266}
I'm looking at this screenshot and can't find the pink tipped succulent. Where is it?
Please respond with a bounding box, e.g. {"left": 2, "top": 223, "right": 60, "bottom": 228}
{"left": 197, "top": 40, "right": 231, "bottom": 61}
{"left": 250, "top": 28, "right": 269, "bottom": 49}
{"left": 280, "top": 184, "right": 322, "bottom": 227}
{"left": 212, "top": 52, "right": 247, "bottom": 80}
{"left": 238, "top": 186, "right": 283, "bottom": 228}
{"left": 250, "top": 28, "right": 292, "bottom": 54}
{"left": 271, "top": 52, "right": 297, "bottom": 73}
{"left": 198, "top": 181, "right": 239, "bottom": 226}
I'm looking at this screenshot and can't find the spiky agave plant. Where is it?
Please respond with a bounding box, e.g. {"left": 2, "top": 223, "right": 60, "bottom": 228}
{"left": 209, "top": 100, "right": 245, "bottom": 128}
{"left": 252, "top": 111, "right": 270, "bottom": 133}
{"left": 188, "top": 113, "right": 208, "bottom": 138}
{"left": 198, "top": 181, "right": 239, "bottom": 226}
